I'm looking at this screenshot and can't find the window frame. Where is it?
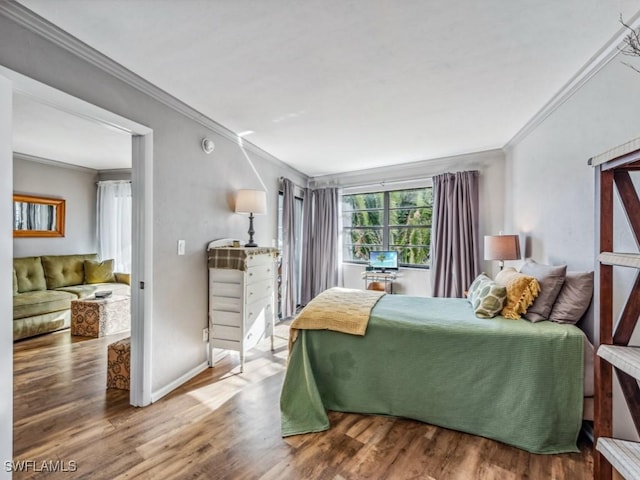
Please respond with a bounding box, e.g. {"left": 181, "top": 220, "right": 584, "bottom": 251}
{"left": 342, "top": 185, "right": 433, "bottom": 269}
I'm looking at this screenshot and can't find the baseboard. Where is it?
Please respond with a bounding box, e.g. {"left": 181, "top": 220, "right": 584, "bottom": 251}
{"left": 150, "top": 361, "right": 209, "bottom": 403}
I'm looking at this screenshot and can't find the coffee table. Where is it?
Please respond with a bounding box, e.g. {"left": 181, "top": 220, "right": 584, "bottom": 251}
{"left": 70, "top": 295, "right": 130, "bottom": 337}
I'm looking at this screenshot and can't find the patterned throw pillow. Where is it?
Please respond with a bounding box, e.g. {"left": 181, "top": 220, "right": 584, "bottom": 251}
{"left": 468, "top": 273, "right": 507, "bottom": 319}
{"left": 467, "top": 273, "right": 487, "bottom": 300}
{"left": 495, "top": 267, "right": 540, "bottom": 320}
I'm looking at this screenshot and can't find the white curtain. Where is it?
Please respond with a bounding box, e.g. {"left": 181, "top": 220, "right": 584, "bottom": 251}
{"left": 97, "top": 181, "right": 132, "bottom": 273}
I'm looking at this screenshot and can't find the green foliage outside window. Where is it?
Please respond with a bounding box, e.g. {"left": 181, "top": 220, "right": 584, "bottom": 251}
{"left": 342, "top": 187, "right": 433, "bottom": 267}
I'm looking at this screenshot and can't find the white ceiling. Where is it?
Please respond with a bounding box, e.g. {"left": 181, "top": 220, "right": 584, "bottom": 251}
{"left": 13, "top": 93, "right": 132, "bottom": 170}
{"left": 15, "top": 0, "right": 640, "bottom": 176}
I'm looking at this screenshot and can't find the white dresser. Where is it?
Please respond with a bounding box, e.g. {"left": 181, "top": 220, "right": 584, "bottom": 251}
{"left": 207, "top": 245, "right": 278, "bottom": 372}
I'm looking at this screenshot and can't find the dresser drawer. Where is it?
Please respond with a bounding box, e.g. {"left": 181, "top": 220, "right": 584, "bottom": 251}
{"left": 244, "top": 311, "right": 268, "bottom": 350}
{"left": 245, "top": 253, "right": 274, "bottom": 268}
{"left": 246, "top": 263, "right": 274, "bottom": 285}
{"left": 246, "top": 281, "right": 273, "bottom": 302}
{"left": 244, "top": 297, "right": 273, "bottom": 331}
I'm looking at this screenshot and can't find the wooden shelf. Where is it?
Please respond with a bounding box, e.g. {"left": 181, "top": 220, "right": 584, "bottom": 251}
{"left": 597, "top": 438, "right": 640, "bottom": 480}
{"left": 598, "top": 345, "right": 640, "bottom": 380}
{"left": 598, "top": 252, "right": 640, "bottom": 269}
{"left": 593, "top": 145, "right": 640, "bottom": 479}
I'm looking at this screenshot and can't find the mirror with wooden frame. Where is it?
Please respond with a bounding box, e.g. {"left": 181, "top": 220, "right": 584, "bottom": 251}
{"left": 13, "top": 194, "right": 66, "bottom": 238}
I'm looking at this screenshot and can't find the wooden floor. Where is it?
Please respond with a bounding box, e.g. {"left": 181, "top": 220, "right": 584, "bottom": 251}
{"left": 13, "top": 323, "right": 593, "bottom": 479}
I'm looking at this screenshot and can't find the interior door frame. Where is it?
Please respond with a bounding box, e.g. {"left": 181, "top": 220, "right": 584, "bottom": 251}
{"left": 2, "top": 65, "right": 154, "bottom": 407}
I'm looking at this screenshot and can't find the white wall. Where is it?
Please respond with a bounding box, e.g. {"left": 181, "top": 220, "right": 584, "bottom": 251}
{"left": 13, "top": 157, "right": 98, "bottom": 257}
{"left": 0, "top": 13, "right": 307, "bottom": 405}
{"left": 0, "top": 74, "right": 13, "bottom": 480}
{"left": 324, "top": 149, "right": 507, "bottom": 294}
{"left": 505, "top": 56, "right": 640, "bottom": 440}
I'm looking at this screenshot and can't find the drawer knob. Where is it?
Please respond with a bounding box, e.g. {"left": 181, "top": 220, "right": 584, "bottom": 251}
{"left": 249, "top": 272, "right": 253, "bottom": 276}
{"left": 247, "top": 333, "right": 253, "bottom": 339}
{"left": 249, "top": 312, "right": 253, "bottom": 317}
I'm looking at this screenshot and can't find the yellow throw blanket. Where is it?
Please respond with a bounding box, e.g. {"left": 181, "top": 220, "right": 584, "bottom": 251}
{"left": 289, "top": 287, "right": 386, "bottom": 351}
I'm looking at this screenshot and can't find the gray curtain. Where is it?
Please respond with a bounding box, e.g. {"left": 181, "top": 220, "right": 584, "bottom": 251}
{"left": 281, "top": 179, "right": 297, "bottom": 319}
{"left": 431, "top": 171, "right": 480, "bottom": 298}
{"left": 300, "top": 187, "right": 339, "bottom": 305}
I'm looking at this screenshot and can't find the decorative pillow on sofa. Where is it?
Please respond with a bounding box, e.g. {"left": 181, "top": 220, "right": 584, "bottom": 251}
{"left": 548, "top": 271, "right": 594, "bottom": 324}
{"left": 84, "top": 259, "right": 116, "bottom": 284}
{"left": 12, "top": 268, "right": 18, "bottom": 295}
{"left": 13, "top": 256, "right": 47, "bottom": 293}
{"left": 494, "top": 267, "right": 540, "bottom": 320}
{"left": 520, "top": 259, "right": 567, "bottom": 322}
{"left": 42, "top": 253, "right": 99, "bottom": 289}
{"left": 467, "top": 273, "right": 507, "bottom": 319}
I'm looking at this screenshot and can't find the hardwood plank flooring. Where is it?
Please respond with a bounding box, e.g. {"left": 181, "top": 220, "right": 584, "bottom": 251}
{"left": 13, "top": 323, "right": 593, "bottom": 479}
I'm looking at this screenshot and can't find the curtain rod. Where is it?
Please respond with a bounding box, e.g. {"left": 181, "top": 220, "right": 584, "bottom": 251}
{"left": 96, "top": 180, "right": 132, "bottom": 185}
{"left": 278, "top": 176, "right": 306, "bottom": 191}
{"left": 314, "top": 176, "right": 433, "bottom": 190}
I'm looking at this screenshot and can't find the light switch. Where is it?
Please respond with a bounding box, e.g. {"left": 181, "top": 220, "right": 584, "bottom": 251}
{"left": 177, "top": 239, "right": 186, "bottom": 255}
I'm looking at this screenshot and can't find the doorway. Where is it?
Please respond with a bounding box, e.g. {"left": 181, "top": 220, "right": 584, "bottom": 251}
{"left": 1, "top": 66, "right": 153, "bottom": 407}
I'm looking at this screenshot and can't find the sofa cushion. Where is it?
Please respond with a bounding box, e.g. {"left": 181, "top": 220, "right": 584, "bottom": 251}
{"left": 13, "top": 269, "right": 18, "bottom": 295}
{"left": 14, "top": 257, "right": 47, "bottom": 293}
{"left": 42, "top": 253, "right": 99, "bottom": 289}
{"left": 13, "top": 310, "right": 71, "bottom": 341}
{"left": 56, "top": 282, "right": 130, "bottom": 299}
{"left": 84, "top": 259, "right": 116, "bottom": 284}
{"left": 13, "top": 290, "right": 77, "bottom": 320}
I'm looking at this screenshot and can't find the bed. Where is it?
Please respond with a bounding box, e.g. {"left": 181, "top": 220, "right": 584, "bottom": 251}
{"left": 280, "top": 289, "right": 592, "bottom": 454}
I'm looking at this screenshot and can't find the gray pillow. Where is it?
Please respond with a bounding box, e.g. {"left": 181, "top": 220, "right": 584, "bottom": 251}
{"left": 548, "top": 271, "right": 594, "bottom": 324}
{"left": 520, "top": 259, "right": 567, "bottom": 322}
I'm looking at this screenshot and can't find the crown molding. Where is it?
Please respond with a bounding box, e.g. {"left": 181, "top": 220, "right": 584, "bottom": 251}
{"left": 13, "top": 151, "right": 98, "bottom": 173}
{"left": 309, "top": 148, "right": 503, "bottom": 189}
{"left": 0, "top": 1, "right": 287, "bottom": 169}
{"left": 505, "top": 9, "right": 640, "bottom": 150}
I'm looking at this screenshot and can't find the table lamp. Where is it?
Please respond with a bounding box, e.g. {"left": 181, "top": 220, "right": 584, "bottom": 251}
{"left": 235, "top": 189, "right": 267, "bottom": 247}
{"left": 484, "top": 234, "right": 520, "bottom": 270}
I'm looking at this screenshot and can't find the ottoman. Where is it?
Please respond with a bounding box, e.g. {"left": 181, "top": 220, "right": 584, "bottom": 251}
{"left": 71, "top": 295, "right": 130, "bottom": 337}
{"left": 107, "top": 337, "right": 130, "bottom": 390}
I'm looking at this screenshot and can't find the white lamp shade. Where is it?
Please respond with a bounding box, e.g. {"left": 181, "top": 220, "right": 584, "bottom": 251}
{"left": 484, "top": 234, "right": 521, "bottom": 261}
{"left": 235, "top": 189, "right": 267, "bottom": 215}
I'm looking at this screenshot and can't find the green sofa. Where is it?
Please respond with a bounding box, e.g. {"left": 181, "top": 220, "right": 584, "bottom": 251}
{"left": 13, "top": 253, "right": 130, "bottom": 341}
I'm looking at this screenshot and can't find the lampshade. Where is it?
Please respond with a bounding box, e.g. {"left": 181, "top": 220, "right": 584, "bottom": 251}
{"left": 235, "top": 189, "right": 267, "bottom": 215}
{"left": 484, "top": 234, "right": 521, "bottom": 261}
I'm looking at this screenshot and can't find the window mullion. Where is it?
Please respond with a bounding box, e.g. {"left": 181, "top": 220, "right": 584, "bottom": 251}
{"left": 383, "top": 191, "right": 390, "bottom": 249}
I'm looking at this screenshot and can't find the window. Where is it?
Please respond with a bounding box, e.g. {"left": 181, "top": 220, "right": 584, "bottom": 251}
{"left": 342, "top": 187, "right": 433, "bottom": 268}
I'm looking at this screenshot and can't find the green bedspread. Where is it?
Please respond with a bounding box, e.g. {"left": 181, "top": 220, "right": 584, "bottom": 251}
{"left": 280, "top": 295, "right": 585, "bottom": 454}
